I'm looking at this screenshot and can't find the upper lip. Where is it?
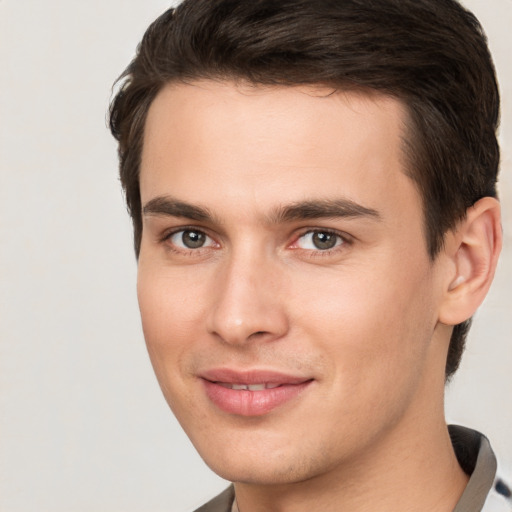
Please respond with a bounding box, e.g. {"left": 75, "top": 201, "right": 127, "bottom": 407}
{"left": 199, "top": 368, "right": 312, "bottom": 385}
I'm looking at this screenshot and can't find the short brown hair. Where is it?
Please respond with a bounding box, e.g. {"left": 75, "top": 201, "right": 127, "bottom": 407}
{"left": 109, "top": 0, "right": 500, "bottom": 379}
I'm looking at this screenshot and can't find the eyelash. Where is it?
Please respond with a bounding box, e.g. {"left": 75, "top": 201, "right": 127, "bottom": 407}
{"left": 159, "top": 227, "right": 352, "bottom": 258}
{"left": 291, "top": 229, "right": 351, "bottom": 258}
{"left": 160, "top": 227, "right": 218, "bottom": 256}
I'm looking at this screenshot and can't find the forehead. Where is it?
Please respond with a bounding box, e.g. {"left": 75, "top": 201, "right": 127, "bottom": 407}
{"left": 140, "top": 80, "right": 418, "bottom": 222}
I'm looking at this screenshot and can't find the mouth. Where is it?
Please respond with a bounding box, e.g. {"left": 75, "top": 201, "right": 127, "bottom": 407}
{"left": 215, "top": 382, "right": 281, "bottom": 391}
{"left": 199, "top": 369, "right": 313, "bottom": 416}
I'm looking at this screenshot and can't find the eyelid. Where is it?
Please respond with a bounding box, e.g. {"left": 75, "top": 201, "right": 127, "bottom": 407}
{"left": 160, "top": 226, "right": 220, "bottom": 252}
{"left": 161, "top": 225, "right": 208, "bottom": 241}
{"left": 289, "top": 228, "right": 352, "bottom": 253}
{"left": 157, "top": 224, "right": 352, "bottom": 256}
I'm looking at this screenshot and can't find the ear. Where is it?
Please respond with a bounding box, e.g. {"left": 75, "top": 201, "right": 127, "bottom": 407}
{"left": 438, "top": 197, "right": 502, "bottom": 326}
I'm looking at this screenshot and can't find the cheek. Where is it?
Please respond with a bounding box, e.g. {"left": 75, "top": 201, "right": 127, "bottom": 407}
{"left": 294, "top": 258, "right": 436, "bottom": 389}
{"left": 136, "top": 265, "right": 206, "bottom": 398}
{"left": 137, "top": 263, "right": 206, "bottom": 339}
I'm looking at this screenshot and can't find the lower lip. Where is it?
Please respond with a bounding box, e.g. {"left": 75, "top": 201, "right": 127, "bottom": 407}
{"left": 202, "top": 380, "right": 312, "bottom": 416}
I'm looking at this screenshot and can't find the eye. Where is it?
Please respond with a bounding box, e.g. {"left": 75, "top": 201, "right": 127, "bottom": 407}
{"left": 168, "top": 229, "right": 215, "bottom": 249}
{"left": 295, "top": 230, "right": 344, "bottom": 251}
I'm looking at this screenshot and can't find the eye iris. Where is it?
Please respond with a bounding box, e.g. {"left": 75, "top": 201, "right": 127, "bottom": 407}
{"left": 182, "top": 230, "right": 206, "bottom": 249}
{"left": 312, "top": 232, "right": 338, "bottom": 250}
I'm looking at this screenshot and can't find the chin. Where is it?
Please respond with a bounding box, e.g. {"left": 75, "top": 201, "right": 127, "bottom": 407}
{"left": 198, "top": 441, "right": 333, "bottom": 486}
{"left": 207, "top": 461, "right": 305, "bottom": 486}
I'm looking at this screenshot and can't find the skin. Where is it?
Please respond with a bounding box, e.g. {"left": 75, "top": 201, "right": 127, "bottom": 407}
{"left": 137, "top": 81, "right": 500, "bottom": 511}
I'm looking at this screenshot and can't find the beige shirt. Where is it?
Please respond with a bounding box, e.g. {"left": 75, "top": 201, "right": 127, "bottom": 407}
{"left": 194, "top": 426, "right": 510, "bottom": 512}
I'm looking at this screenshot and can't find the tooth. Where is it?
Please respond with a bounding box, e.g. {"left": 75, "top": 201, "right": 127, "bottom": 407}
{"left": 247, "top": 384, "right": 266, "bottom": 391}
{"left": 223, "top": 383, "right": 281, "bottom": 391}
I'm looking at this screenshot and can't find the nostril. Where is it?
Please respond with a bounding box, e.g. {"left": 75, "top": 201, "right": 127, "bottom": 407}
{"left": 249, "top": 331, "right": 269, "bottom": 339}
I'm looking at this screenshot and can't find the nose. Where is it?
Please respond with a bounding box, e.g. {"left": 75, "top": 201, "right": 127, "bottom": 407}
{"left": 206, "top": 252, "right": 289, "bottom": 346}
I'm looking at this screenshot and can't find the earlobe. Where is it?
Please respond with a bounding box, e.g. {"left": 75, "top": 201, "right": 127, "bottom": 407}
{"left": 438, "top": 197, "right": 502, "bottom": 326}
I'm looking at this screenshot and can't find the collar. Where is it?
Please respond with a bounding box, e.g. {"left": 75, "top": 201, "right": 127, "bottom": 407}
{"left": 450, "top": 425, "right": 498, "bottom": 512}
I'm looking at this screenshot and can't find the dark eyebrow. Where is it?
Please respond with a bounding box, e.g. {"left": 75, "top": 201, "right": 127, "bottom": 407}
{"left": 142, "top": 195, "right": 381, "bottom": 225}
{"left": 143, "top": 196, "right": 214, "bottom": 222}
{"left": 268, "top": 199, "right": 381, "bottom": 223}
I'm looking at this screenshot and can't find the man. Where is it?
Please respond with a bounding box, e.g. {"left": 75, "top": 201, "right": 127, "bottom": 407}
{"left": 109, "top": 1, "right": 510, "bottom": 510}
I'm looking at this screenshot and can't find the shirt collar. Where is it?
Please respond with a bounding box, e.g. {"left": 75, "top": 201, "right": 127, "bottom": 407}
{"left": 450, "top": 425, "right": 497, "bottom": 512}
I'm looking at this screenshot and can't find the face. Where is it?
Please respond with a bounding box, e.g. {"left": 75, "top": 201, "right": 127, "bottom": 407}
{"left": 138, "top": 81, "right": 448, "bottom": 485}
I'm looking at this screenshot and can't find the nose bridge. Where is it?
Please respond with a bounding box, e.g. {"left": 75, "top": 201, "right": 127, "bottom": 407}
{"left": 207, "top": 244, "right": 287, "bottom": 345}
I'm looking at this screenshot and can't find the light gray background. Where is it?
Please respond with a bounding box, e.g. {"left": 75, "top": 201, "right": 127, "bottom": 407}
{"left": 0, "top": 1, "right": 510, "bottom": 511}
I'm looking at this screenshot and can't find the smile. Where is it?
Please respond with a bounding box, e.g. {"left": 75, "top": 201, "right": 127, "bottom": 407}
{"left": 200, "top": 369, "right": 313, "bottom": 416}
